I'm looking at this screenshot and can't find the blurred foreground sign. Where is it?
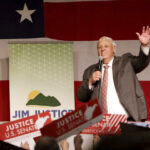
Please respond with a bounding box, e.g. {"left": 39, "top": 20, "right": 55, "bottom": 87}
{"left": 41, "top": 99, "right": 103, "bottom": 141}
{"left": 82, "top": 114, "right": 127, "bottom": 135}
{"left": 0, "top": 111, "right": 51, "bottom": 149}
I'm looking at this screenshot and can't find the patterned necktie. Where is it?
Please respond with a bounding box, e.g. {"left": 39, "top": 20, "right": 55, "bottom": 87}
{"left": 101, "top": 64, "right": 109, "bottom": 114}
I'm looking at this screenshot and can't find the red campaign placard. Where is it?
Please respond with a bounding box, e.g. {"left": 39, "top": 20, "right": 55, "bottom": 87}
{"left": 0, "top": 111, "right": 52, "bottom": 141}
{"left": 41, "top": 99, "right": 103, "bottom": 141}
{"left": 82, "top": 114, "right": 127, "bottom": 135}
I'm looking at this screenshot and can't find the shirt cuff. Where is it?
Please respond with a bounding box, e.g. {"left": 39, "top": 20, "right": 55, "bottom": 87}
{"left": 141, "top": 45, "right": 149, "bottom": 55}
{"left": 89, "top": 84, "right": 94, "bottom": 90}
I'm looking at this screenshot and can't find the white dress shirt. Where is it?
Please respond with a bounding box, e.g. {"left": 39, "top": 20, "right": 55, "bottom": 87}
{"left": 101, "top": 59, "right": 129, "bottom": 116}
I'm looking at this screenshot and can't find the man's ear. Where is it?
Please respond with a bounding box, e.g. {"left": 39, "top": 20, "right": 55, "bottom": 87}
{"left": 113, "top": 46, "right": 116, "bottom": 54}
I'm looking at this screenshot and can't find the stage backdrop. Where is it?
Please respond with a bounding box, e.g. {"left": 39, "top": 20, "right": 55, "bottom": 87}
{"left": 0, "top": 0, "right": 150, "bottom": 121}
{"left": 9, "top": 42, "right": 74, "bottom": 121}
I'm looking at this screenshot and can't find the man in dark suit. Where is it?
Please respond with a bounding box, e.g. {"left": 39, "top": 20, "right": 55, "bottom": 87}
{"left": 77, "top": 26, "right": 150, "bottom": 121}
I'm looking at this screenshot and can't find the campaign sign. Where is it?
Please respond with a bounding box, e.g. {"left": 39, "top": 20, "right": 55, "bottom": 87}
{"left": 81, "top": 114, "right": 127, "bottom": 135}
{"left": 0, "top": 111, "right": 51, "bottom": 141}
{"left": 41, "top": 99, "right": 103, "bottom": 141}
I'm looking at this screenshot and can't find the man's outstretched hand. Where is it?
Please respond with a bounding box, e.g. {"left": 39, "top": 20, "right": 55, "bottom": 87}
{"left": 136, "top": 26, "right": 150, "bottom": 47}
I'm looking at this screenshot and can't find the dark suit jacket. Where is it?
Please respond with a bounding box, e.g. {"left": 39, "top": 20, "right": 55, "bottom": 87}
{"left": 77, "top": 48, "right": 150, "bottom": 121}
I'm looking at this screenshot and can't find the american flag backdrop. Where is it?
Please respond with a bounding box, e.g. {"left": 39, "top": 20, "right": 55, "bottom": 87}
{"left": 0, "top": 0, "right": 150, "bottom": 121}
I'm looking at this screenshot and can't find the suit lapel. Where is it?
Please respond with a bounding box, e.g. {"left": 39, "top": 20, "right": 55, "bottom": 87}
{"left": 112, "top": 57, "right": 120, "bottom": 95}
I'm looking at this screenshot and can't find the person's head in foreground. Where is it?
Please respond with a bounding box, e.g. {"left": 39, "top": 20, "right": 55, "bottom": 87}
{"left": 34, "top": 136, "right": 60, "bottom": 150}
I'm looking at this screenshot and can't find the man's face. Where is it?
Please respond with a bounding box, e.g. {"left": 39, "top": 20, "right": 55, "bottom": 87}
{"left": 97, "top": 39, "right": 115, "bottom": 62}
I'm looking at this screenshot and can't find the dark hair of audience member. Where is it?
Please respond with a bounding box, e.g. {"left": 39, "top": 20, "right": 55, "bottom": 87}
{"left": 34, "top": 136, "right": 60, "bottom": 150}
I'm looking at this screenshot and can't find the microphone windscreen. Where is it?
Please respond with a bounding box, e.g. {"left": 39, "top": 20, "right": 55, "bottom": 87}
{"left": 99, "top": 56, "right": 103, "bottom": 61}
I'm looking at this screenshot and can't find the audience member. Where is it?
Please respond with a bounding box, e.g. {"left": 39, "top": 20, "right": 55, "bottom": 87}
{"left": 94, "top": 123, "right": 150, "bottom": 150}
{"left": 74, "top": 134, "right": 83, "bottom": 150}
{"left": 59, "top": 139, "right": 69, "bottom": 150}
{"left": 34, "top": 136, "right": 60, "bottom": 150}
{"left": 93, "top": 134, "right": 101, "bottom": 149}
{"left": 0, "top": 140, "right": 24, "bottom": 150}
{"left": 20, "top": 141, "right": 30, "bottom": 150}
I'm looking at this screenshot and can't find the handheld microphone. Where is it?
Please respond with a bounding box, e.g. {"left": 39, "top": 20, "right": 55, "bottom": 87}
{"left": 98, "top": 56, "right": 103, "bottom": 71}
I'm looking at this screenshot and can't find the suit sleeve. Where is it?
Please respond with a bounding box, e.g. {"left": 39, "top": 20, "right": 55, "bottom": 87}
{"left": 128, "top": 47, "right": 150, "bottom": 73}
{"left": 77, "top": 64, "right": 98, "bottom": 102}
{"left": 77, "top": 69, "right": 92, "bottom": 102}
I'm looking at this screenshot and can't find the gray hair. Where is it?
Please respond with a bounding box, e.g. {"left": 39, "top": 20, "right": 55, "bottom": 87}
{"left": 97, "top": 36, "right": 117, "bottom": 51}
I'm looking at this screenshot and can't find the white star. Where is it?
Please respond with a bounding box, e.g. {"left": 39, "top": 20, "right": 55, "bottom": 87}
{"left": 16, "top": 3, "right": 36, "bottom": 23}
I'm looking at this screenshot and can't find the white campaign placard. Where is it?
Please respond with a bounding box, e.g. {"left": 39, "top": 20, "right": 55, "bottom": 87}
{"left": 9, "top": 42, "right": 75, "bottom": 121}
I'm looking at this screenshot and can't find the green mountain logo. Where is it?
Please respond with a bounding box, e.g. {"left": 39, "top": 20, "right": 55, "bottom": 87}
{"left": 26, "top": 92, "right": 61, "bottom": 107}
